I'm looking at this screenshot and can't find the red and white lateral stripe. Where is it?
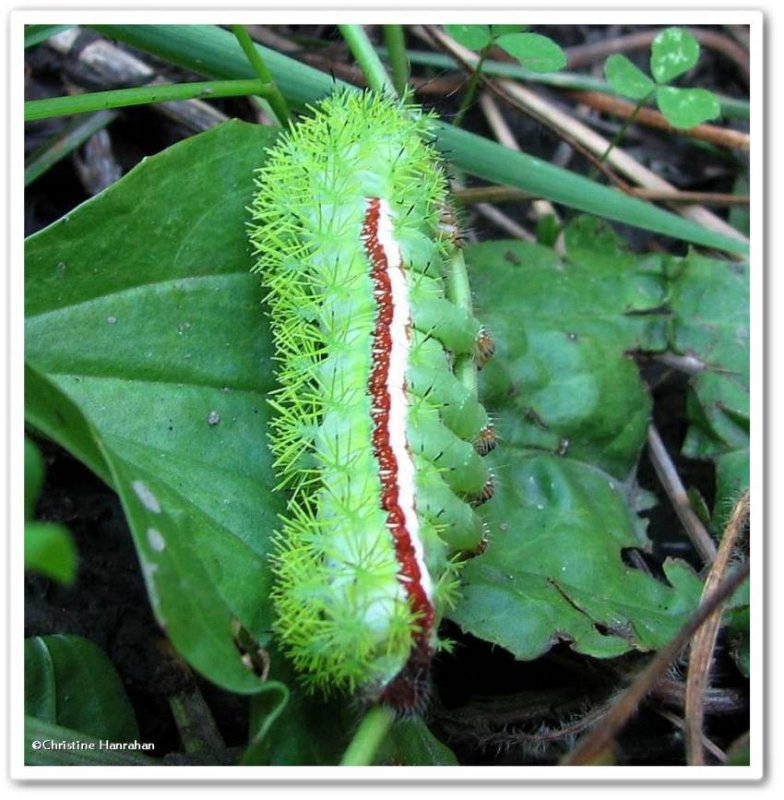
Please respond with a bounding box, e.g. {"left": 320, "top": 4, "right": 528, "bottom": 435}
{"left": 362, "top": 197, "right": 435, "bottom": 633}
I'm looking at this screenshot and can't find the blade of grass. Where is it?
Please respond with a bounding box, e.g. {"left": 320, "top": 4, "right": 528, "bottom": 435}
{"left": 87, "top": 24, "right": 748, "bottom": 256}
{"left": 230, "top": 25, "right": 290, "bottom": 126}
{"left": 340, "top": 705, "right": 397, "bottom": 766}
{"left": 24, "top": 24, "right": 73, "bottom": 48}
{"left": 25, "top": 109, "right": 118, "bottom": 186}
{"left": 338, "top": 24, "right": 396, "bottom": 96}
{"left": 25, "top": 78, "right": 272, "bottom": 122}
{"left": 383, "top": 25, "right": 410, "bottom": 96}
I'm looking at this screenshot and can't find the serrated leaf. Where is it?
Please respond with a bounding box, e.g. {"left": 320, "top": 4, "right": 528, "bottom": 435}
{"left": 656, "top": 86, "right": 721, "bottom": 129}
{"left": 25, "top": 635, "right": 139, "bottom": 742}
{"left": 25, "top": 120, "right": 285, "bottom": 694}
{"left": 466, "top": 217, "right": 667, "bottom": 479}
{"left": 666, "top": 251, "right": 749, "bottom": 529}
{"left": 495, "top": 32, "right": 567, "bottom": 73}
{"left": 443, "top": 24, "right": 492, "bottom": 50}
{"left": 450, "top": 450, "right": 700, "bottom": 660}
{"left": 651, "top": 26, "right": 700, "bottom": 84}
{"left": 668, "top": 252, "right": 749, "bottom": 460}
{"left": 604, "top": 53, "right": 655, "bottom": 101}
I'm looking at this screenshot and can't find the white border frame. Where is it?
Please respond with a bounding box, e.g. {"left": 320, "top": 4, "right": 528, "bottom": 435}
{"left": 6, "top": 2, "right": 766, "bottom": 786}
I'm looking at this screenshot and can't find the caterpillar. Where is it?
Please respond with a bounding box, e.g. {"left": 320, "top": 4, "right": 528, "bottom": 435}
{"left": 249, "top": 90, "right": 495, "bottom": 712}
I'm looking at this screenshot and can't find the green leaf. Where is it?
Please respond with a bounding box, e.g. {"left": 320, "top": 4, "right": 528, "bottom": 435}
{"left": 25, "top": 363, "right": 113, "bottom": 486}
{"left": 450, "top": 450, "right": 699, "bottom": 660}
{"left": 25, "top": 635, "right": 139, "bottom": 742}
{"left": 495, "top": 32, "right": 567, "bottom": 73}
{"left": 25, "top": 120, "right": 285, "bottom": 694}
{"left": 243, "top": 648, "right": 355, "bottom": 765}
{"left": 376, "top": 717, "right": 458, "bottom": 765}
{"left": 651, "top": 26, "right": 701, "bottom": 84}
{"left": 24, "top": 522, "right": 78, "bottom": 584}
{"left": 667, "top": 251, "right": 749, "bottom": 528}
{"left": 656, "top": 86, "right": 721, "bottom": 129}
{"left": 466, "top": 217, "right": 667, "bottom": 479}
{"left": 240, "top": 679, "right": 292, "bottom": 765}
{"left": 25, "top": 717, "right": 157, "bottom": 766}
{"left": 535, "top": 213, "right": 560, "bottom": 248}
{"left": 24, "top": 437, "right": 78, "bottom": 584}
{"left": 24, "top": 438, "right": 45, "bottom": 519}
{"left": 668, "top": 253, "right": 749, "bottom": 457}
{"left": 444, "top": 24, "right": 492, "bottom": 50}
{"left": 489, "top": 24, "right": 528, "bottom": 36}
{"left": 604, "top": 53, "right": 655, "bottom": 101}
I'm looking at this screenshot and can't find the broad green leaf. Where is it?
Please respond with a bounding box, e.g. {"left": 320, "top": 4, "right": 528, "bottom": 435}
{"left": 466, "top": 217, "right": 667, "bottom": 479}
{"left": 450, "top": 450, "right": 699, "bottom": 659}
{"left": 651, "top": 26, "right": 700, "bottom": 84}
{"left": 24, "top": 522, "right": 77, "bottom": 584}
{"left": 495, "top": 32, "right": 567, "bottom": 73}
{"left": 25, "top": 635, "right": 139, "bottom": 742}
{"left": 25, "top": 120, "right": 285, "bottom": 694}
{"left": 89, "top": 24, "right": 748, "bottom": 256}
{"left": 604, "top": 53, "right": 655, "bottom": 101}
{"left": 656, "top": 86, "right": 721, "bottom": 129}
{"left": 25, "top": 363, "right": 111, "bottom": 486}
{"left": 25, "top": 717, "right": 157, "bottom": 766}
{"left": 444, "top": 24, "right": 492, "bottom": 50}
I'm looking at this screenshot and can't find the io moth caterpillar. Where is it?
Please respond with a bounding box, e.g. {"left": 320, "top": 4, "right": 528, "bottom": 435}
{"left": 249, "top": 90, "right": 495, "bottom": 711}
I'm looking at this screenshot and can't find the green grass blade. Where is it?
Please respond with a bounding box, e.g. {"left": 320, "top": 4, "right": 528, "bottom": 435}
{"left": 88, "top": 24, "right": 748, "bottom": 255}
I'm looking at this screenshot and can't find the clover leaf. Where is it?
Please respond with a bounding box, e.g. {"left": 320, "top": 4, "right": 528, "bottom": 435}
{"left": 604, "top": 27, "right": 720, "bottom": 129}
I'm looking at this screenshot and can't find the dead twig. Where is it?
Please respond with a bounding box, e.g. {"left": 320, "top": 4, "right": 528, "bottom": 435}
{"left": 647, "top": 424, "right": 718, "bottom": 564}
{"left": 685, "top": 490, "right": 749, "bottom": 764}
{"left": 562, "top": 559, "right": 749, "bottom": 765}
{"left": 568, "top": 90, "right": 750, "bottom": 152}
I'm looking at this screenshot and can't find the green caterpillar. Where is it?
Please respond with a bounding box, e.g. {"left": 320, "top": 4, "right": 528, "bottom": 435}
{"left": 249, "top": 90, "right": 495, "bottom": 711}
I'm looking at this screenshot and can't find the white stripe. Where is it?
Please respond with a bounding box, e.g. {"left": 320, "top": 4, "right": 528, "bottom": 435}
{"left": 374, "top": 198, "right": 434, "bottom": 603}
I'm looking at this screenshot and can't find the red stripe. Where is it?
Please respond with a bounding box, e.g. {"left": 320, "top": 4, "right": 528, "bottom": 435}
{"left": 361, "top": 198, "right": 434, "bottom": 648}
